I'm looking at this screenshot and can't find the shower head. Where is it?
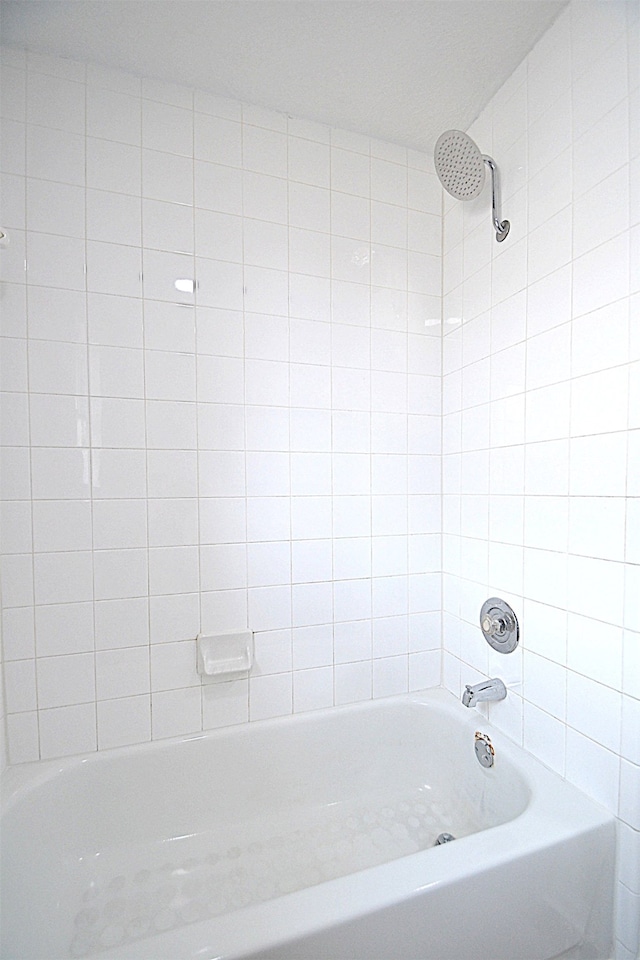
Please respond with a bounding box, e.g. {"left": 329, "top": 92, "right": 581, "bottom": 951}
{"left": 434, "top": 129, "right": 486, "bottom": 201}
{"left": 434, "top": 129, "right": 510, "bottom": 242}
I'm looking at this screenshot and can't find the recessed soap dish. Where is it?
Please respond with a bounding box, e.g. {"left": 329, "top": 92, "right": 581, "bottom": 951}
{"left": 197, "top": 631, "right": 254, "bottom": 681}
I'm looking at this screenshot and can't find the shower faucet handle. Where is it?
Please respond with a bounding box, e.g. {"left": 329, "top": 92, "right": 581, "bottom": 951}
{"left": 481, "top": 612, "right": 512, "bottom": 637}
{"left": 479, "top": 598, "right": 519, "bottom": 653}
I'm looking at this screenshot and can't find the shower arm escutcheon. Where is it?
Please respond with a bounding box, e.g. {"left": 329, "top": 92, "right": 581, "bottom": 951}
{"left": 481, "top": 155, "right": 510, "bottom": 242}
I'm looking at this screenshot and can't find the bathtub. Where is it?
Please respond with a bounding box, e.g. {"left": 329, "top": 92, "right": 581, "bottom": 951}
{"left": 1, "top": 687, "right": 614, "bottom": 960}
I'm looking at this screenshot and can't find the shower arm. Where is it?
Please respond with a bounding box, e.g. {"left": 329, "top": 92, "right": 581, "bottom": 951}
{"left": 481, "top": 155, "right": 510, "bottom": 242}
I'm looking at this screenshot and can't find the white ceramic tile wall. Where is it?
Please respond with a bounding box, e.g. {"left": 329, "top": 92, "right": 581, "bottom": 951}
{"left": 0, "top": 43, "right": 443, "bottom": 765}
{"left": 441, "top": 4, "right": 638, "bottom": 957}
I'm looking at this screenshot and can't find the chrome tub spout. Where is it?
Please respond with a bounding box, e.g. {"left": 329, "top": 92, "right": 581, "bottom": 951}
{"left": 462, "top": 678, "right": 507, "bottom": 708}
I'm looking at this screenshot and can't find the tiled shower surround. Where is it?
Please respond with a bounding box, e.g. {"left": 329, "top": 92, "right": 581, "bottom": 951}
{"left": 0, "top": 45, "right": 443, "bottom": 759}
{"left": 0, "top": 1, "right": 638, "bottom": 956}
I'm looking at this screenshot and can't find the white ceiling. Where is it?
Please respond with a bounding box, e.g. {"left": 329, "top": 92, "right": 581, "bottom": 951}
{"left": 1, "top": 0, "right": 567, "bottom": 153}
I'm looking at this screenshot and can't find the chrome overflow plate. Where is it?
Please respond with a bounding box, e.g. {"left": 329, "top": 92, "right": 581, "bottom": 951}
{"left": 480, "top": 597, "right": 519, "bottom": 654}
{"left": 474, "top": 731, "right": 495, "bottom": 768}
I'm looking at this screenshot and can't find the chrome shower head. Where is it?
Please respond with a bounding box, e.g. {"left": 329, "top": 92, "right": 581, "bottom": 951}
{"left": 434, "top": 129, "right": 510, "bottom": 242}
{"left": 434, "top": 129, "right": 486, "bottom": 201}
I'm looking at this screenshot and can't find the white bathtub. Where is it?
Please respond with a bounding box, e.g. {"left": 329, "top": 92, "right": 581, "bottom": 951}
{"left": 1, "top": 688, "right": 615, "bottom": 960}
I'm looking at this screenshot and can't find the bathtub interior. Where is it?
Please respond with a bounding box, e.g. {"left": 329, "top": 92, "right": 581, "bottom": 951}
{"left": 1, "top": 693, "right": 532, "bottom": 959}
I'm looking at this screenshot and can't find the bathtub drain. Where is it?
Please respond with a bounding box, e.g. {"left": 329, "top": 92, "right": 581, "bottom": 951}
{"left": 434, "top": 833, "right": 455, "bottom": 845}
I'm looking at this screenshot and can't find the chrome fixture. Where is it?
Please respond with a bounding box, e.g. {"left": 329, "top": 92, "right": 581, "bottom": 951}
{"left": 435, "top": 832, "right": 455, "bottom": 845}
{"left": 433, "top": 129, "right": 510, "bottom": 242}
{"left": 474, "top": 731, "right": 495, "bottom": 768}
{"left": 462, "top": 677, "right": 507, "bottom": 708}
{"left": 480, "top": 598, "right": 519, "bottom": 653}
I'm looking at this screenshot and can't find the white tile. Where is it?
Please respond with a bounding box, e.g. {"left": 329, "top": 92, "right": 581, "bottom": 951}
{"left": 87, "top": 86, "right": 140, "bottom": 144}
{"left": 31, "top": 447, "right": 91, "bottom": 500}
{"left": 35, "top": 601, "right": 94, "bottom": 658}
{"left": 567, "top": 612, "right": 623, "bottom": 690}
{"left": 26, "top": 178, "right": 84, "bottom": 238}
{"left": 289, "top": 136, "right": 330, "bottom": 187}
{"left": 142, "top": 100, "right": 192, "bottom": 156}
{"left": 568, "top": 554, "right": 625, "bottom": 625}
{"left": 373, "top": 655, "right": 408, "bottom": 698}
{"left": 523, "top": 700, "right": 566, "bottom": 775}
{"left": 293, "top": 665, "right": 333, "bottom": 712}
{"left": 93, "top": 450, "right": 145, "bottom": 501}
{"left": 3, "top": 659, "right": 36, "bottom": 713}
{"left": 245, "top": 451, "right": 289, "bottom": 498}
{"left": 291, "top": 538, "right": 332, "bottom": 584}
{"left": 570, "top": 433, "right": 628, "bottom": 496}
{"left": 572, "top": 34, "right": 628, "bottom": 141}
{"left": 335, "top": 660, "right": 372, "bottom": 704}
{"left": 0, "top": 393, "right": 28, "bottom": 447}
{"left": 249, "top": 672, "right": 292, "bottom": 721}
{"left": 196, "top": 305, "right": 244, "bottom": 357}
{"left": 92, "top": 499, "right": 147, "bottom": 550}
{"left": 144, "top": 300, "right": 195, "bottom": 353}
{"left": 573, "top": 233, "right": 629, "bottom": 320}
{"left": 143, "top": 198, "right": 194, "bottom": 256}
{"left": 150, "top": 592, "right": 199, "bottom": 644}
{"left": 36, "top": 653, "right": 95, "bottom": 709}
{"left": 87, "top": 293, "right": 143, "bottom": 348}
{"left": 290, "top": 408, "right": 331, "bottom": 453}
{"left": 6, "top": 713, "right": 39, "bottom": 763}
{"left": 87, "top": 138, "right": 141, "bottom": 195}
{"left": 87, "top": 189, "right": 141, "bottom": 247}
{"left": 569, "top": 496, "right": 626, "bottom": 562}
{"left": 523, "top": 650, "right": 566, "bottom": 720}
{"left": 567, "top": 671, "right": 622, "bottom": 752}
{"left": 202, "top": 678, "right": 248, "bottom": 729}
{"left": 27, "top": 232, "right": 85, "bottom": 291}
{"left": 194, "top": 209, "right": 241, "bottom": 262}
{"left": 195, "top": 161, "right": 242, "bottom": 215}
{"left": 292, "top": 623, "right": 333, "bottom": 670}
{"left": 143, "top": 149, "right": 193, "bottom": 205}
{"left": 290, "top": 496, "right": 331, "bottom": 540}
{"left": 524, "top": 496, "right": 569, "bottom": 552}
{"left": 26, "top": 124, "right": 84, "bottom": 185}
{"left": 572, "top": 299, "right": 630, "bottom": 378}
{"left": 142, "top": 248, "right": 196, "bottom": 305}
{"left": 571, "top": 366, "right": 629, "bottom": 437}
{"left": 145, "top": 352, "right": 196, "bottom": 403}
{"left": 89, "top": 344, "right": 144, "bottom": 399}
{"left": 243, "top": 124, "right": 287, "bottom": 178}
{"left": 149, "top": 545, "right": 199, "bottom": 595}
{"left": 39, "top": 702, "right": 96, "bottom": 759}
{"left": 196, "top": 258, "right": 243, "bottom": 311}
{"left": 96, "top": 646, "right": 151, "bottom": 700}
{"left": 32, "top": 499, "right": 92, "bottom": 553}
{"left": 244, "top": 219, "right": 288, "bottom": 271}
{"left": 248, "top": 585, "right": 292, "bottom": 632}
{"left": 26, "top": 294, "right": 83, "bottom": 356}
{"left": 28, "top": 340, "right": 87, "bottom": 397}
{"left": 150, "top": 639, "right": 199, "bottom": 691}
{"left": 146, "top": 448, "right": 196, "bottom": 499}
{"left": 89, "top": 397, "right": 144, "bottom": 449}
{"left": 93, "top": 548, "right": 147, "bottom": 603}
{"left": 521, "top": 540, "right": 566, "bottom": 610}
{"left": 95, "top": 597, "right": 149, "bottom": 650}
{"left": 194, "top": 113, "right": 241, "bottom": 165}
{"left": 198, "top": 450, "right": 244, "bottom": 497}
{"left": 97, "top": 695, "right": 151, "bottom": 749}
{"left": 200, "top": 402, "right": 245, "bottom": 450}
{"left": 620, "top": 758, "right": 640, "bottom": 829}
{"left": 2, "top": 606, "right": 35, "bottom": 661}
{"left": 151, "top": 687, "right": 202, "bottom": 740}
{"left": 86, "top": 241, "right": 142, "bottom": 298}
